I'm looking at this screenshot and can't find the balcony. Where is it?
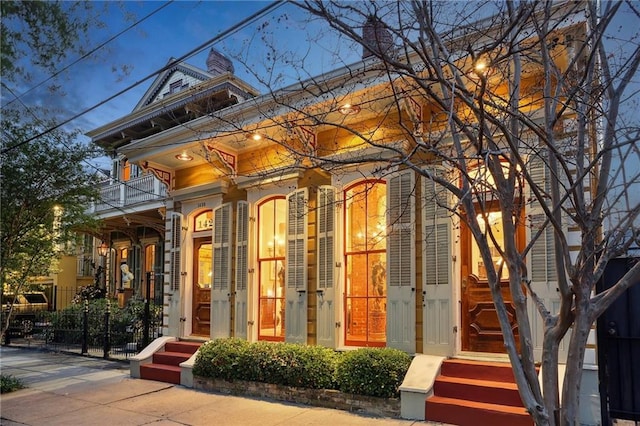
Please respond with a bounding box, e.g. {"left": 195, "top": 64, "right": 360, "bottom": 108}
{"left": 93, "top": 174, "right": 167, "bottom": 213}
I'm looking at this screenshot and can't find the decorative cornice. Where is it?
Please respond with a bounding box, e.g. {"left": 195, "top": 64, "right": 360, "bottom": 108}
{"left": 141, "top": 161, "right": 171, "bottom": 188}
{"left": 205, "top": 144, "right": 237, "bottom": 178}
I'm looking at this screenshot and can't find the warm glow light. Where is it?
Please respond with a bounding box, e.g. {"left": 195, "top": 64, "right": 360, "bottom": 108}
{"left": 339, "top": 103, "right": 361, "bottom": 115}
{"left": 475, "top": 61, "right": 487, "bottom": 72}
{"left": 97, "top": 241, "right": 109, "bottom": 257}
{"left": 247, "top": 132, "right": 262, "bottom": 141}
{"left": 175, "top": 152, "right": 193, "bottom": 161}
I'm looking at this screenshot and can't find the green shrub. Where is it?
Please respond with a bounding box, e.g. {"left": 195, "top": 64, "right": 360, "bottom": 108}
{"left": 192, "top": 339, "right": 410, "bottom": 398}
{"left": 335, "top": 347, "right": 411, "bottom": 398}
{"left": 1, "top": 374, "right": 25, "bottom": 393}
{"left": 193, "top": 338, "right": 250, "bottom": 379}
{"left": 193, "top": 339, "right": 337, "bottom": 389}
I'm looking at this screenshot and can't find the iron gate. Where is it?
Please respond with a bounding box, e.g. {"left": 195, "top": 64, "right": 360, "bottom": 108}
{"left": 597, "top": 256, "right": 640, "bottom": 423}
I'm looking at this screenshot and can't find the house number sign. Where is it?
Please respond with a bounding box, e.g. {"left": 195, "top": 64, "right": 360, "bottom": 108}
{"left": 194, "top": 210, "right": 213, "bottom": 231}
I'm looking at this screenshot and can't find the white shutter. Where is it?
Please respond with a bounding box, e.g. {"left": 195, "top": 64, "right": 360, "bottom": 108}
{"left": 285, "top": 189, "right": 308, "bottom": 343}
{"left": 317, "top": 186, "right": 336, "bottom": 348}
{"left": 527, "top": 153, "right": 566, "bottom": 362}
{"left": 170, "top": 214, "right": 182, "bottom": 292}
{"left": 387, "top": 170, "right": 416, "bottom": 352}
{"left": 234, "top": 201, "right": 249, "bottom": 340}
{"left": 212, "top": 203, "right": 232, "bottom": 338}
{"left": 422, "top": 170, "right": 453, "bottom": 356}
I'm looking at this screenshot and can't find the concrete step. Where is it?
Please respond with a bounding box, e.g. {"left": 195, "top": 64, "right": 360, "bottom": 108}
{"left": 440, "top": 358, "right": 515, "bottom": 383}
{"left": 425, "top": 395, "right": 532, "bottom": 426}
{"left": 153, "top": 351, "right": 192, "bottom": 366}
{"left": 433, "top": 374, "right": 523, "bottom": 407}
{"left": 140, "top": 363, "right": 181, "bottom": 384}
{"left": 165, "top": 341, "right": 202, "bottom": 355}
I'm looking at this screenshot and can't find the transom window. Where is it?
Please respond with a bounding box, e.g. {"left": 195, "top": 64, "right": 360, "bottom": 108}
{"left": 344, "top": 180, "right": 387, "bottom": 347}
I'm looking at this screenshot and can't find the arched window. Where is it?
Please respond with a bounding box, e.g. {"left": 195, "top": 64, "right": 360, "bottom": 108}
{"left": 257, "top": 196, "right": 287, "bottom": 341}
{"left": 344, "top": 180, "right": 387, "bottom": 347}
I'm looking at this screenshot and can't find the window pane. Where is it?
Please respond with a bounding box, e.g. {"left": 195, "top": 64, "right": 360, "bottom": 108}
{"left": 197, "top": 243, "right": 212, "bottom": 288}
{"left": 471, "top": 211, "right": 508, "bottom": 280}
{"left": 344, "top": 180, "right": 386, "bottom": 346}
{"left": 367, "top": 184, "right": 386, "bottom": 251}
{"left": 258, "top": 197, "right": 286, "bottom": 341}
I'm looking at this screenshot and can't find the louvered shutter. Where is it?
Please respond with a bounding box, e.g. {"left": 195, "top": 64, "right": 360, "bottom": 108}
{"left": 527, "top": 152, "right": 566, "bottom": 361}
{"left": 386, "top": 170, "right": 416, "bottom": 352}
{"left": 170, "top": 214, "right": 182, "bottom": 292}
{"left": 234, "top": 201, "right": 249, "bottom": 339}
{"left": 212, "top": 203, "right": 232, "bottom": 338}
{"left": 317, "top": 186, "right": 336, "bottom": 348}
{"left": 422, "top": 169, "right": 453, "bottom": 356}
{"left": 285, "top": 189, "right": 308, "bottom": 343}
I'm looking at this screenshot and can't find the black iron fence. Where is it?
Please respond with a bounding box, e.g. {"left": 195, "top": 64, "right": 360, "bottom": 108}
{"left": 1, "top": 298, "right": 163, "bottom": 360}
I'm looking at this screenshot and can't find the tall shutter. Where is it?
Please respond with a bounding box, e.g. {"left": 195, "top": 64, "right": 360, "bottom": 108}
{"left": 212, "top": 203, "right": 232, "bottom": 338}
{"left": 527, "top": 152, "right": 566, "bottom": 361}
{"left": 170, "top": 214, "right": 182, "bottom": 292}
{"left": 234, "top": 201, "right": 249, "bottom": 340}
{"left": 422, "top": 169, "right": 453, "bottom": 356}
{"left": 285, "top": 189, "right": 308, "bottom": 343}
{"left": 387, "top": 170, "right": 416, "bottom": 352}
{"left": 317, "top": 186, "right": 336, "bottom": 348}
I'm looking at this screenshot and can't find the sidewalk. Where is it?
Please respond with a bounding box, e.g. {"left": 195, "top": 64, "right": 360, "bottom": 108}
{"left": 0, "top": 347, "right": 426, "bottom": 426}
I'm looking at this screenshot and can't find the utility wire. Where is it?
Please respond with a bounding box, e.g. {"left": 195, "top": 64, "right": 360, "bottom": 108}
{"left": 3, "top": 1, "right": 174, "bottom": 109}
{"left": 1, "top": 0, "right": 285, "bottom": 226}
{"left": 1, "top": 1, "right": 284, "bottom": 155}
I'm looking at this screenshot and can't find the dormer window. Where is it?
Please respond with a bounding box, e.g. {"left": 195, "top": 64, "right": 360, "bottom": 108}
{"left": 169, "top": 79, "right": 184, "bottom": 94}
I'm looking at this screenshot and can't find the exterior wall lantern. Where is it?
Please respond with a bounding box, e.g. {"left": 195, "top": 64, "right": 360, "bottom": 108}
{"left": 97, "top": 241, "right": 109, "bottom": 257}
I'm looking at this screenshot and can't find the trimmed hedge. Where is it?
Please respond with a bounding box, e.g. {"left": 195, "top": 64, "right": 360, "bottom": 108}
{"left": 193, "top": 338, "right": 411, "bottom": 398}
{"left": 335, "top": 348, "right": 411, "bottom": 398}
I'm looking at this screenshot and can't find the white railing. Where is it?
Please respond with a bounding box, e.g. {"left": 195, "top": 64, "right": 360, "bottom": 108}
{"left": 94, "top": 174, "right": 167, "bottom": 213}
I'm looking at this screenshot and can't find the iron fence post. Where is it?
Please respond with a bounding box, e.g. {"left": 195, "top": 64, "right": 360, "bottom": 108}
{"left": 82, "top": 300, "right": 89, "bottom": 354}
{"left": 103, "top": 299, "right": 111, "bottom": 359}
{"left": 143, "top": 271, "right": 151, "bottom": 348}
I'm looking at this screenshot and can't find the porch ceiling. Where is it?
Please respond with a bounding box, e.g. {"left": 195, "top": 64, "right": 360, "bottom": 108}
{"left": 100, "top": 209, "right": 165, "bottom": 240}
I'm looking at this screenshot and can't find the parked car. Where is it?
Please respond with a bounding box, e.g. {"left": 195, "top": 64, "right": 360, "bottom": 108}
{"left": 2, "top": 292, "right": 49, "bottom": 336}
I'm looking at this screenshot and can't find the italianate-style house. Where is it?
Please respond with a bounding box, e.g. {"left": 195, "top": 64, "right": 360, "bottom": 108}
{"left": 87, "top": 6, "right": 602, "bottom": 424}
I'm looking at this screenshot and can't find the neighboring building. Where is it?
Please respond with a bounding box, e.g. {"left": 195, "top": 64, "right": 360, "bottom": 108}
{"left": 86, "top": 49, "right": 258, "bottom": 307}
{"left": 87, "top": 8, "right": 600, "bottom": 424}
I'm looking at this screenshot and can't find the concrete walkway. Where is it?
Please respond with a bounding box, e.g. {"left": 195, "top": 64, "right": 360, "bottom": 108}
{"left": 0, "top": 347, "right": 429, "bottom": 426}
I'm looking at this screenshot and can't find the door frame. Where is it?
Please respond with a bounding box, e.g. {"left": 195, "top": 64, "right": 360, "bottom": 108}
{"left": 459, "top": 201, "right": 526, "bottom": 353}
{"left": 191, "top": 236, "right": 212, "bottom": 336}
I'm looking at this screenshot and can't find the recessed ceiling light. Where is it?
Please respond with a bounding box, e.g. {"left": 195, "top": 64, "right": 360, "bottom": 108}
{"left": 339, "top": 103, "right": 361, "bottom": 115}
{"left": 246, "top": 132, "right": 263, "bottom": 141}
{"left": 175, "top": 152, "right": 193, "bottom": 161}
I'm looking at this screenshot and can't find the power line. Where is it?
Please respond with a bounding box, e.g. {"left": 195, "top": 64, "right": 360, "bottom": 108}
{"left": 3, "top": 1, "right": 174, "bottom": 109}
{"left": 1, "top": 1, "right": 285, "bottom": 155}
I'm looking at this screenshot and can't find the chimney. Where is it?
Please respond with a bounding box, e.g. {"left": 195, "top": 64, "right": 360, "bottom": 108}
{"left": 362, "top": 16, "right": 393, "bottom": 59}
{"left": 206, "top": 48, "right": 235, "bottom": 76}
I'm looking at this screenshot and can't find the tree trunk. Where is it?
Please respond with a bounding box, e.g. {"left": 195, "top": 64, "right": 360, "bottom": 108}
{"left": 560, "top": 307, "right": 591, "bottom": 424}
{"left": 541, "top": 330, "right": 561, "bottom": 426}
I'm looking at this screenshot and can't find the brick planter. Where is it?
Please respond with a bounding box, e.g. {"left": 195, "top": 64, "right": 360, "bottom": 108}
{"left": 193, "top": 376, "right": 401, "bottom": 418}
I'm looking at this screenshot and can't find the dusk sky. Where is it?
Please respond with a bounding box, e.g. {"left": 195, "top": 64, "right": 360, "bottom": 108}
{"left": 2, "top": 1, "right": 638, "bottom": 157}
{"left": 3, "top": 1, "right": 355, "bottom": 142}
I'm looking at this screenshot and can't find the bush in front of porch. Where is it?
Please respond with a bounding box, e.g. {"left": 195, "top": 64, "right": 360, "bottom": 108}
{"left": 192, "top": 338, "right": 411, "bottom": 398}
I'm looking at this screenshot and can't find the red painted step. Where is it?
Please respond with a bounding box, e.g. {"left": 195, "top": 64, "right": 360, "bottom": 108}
{"left": 140, "top": 363, "right": 182, "bottom": 384}
{"left": 440, "top": 358, "right": 516, "bottom": 382}
{"left": 140, "top": 340, "right": 203, "bottom": 385}
{"left": 433, "top": 374, "right": 523, "bottom": 407}
{"left": 426, "top": 395, "right": 532, "bottom": 426}
{"left": 425, "top": 359, "right": 534, "bottom": 426}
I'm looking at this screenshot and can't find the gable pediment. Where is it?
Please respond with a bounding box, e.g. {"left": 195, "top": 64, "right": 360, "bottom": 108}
{"left": 133, "top": 59, "right": 214, "bottom": 112}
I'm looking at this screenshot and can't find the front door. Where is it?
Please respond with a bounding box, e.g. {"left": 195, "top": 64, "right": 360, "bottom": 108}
{"left": 192, "top": 237, "right": 212, "bottom": 336}
{"left": 461, "top": 208, "right": 523, "bottom": 353}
